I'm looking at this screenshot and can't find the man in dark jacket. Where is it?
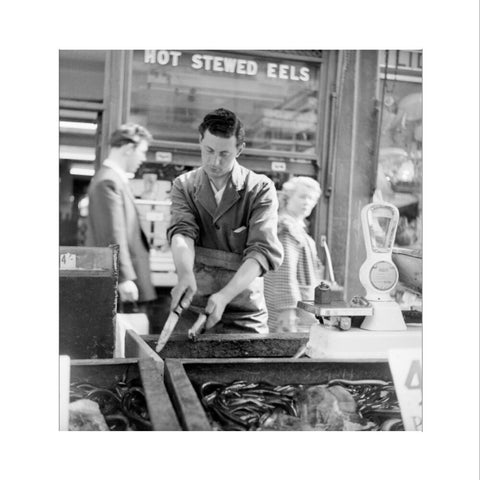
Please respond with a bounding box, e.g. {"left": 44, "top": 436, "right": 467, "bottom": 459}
{"left": 167, "top": 108, "right": 283, "bottom": 333}
{"left": 86, "top": 124, "right": 156, "bottom": 305}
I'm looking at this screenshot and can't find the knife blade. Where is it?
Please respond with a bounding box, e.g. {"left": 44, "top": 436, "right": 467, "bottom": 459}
{"left": 187, "top": 312, "right": 208, "bottom": 342}
{"left": 155, "top": 303, "right": 184, "bottom": 353}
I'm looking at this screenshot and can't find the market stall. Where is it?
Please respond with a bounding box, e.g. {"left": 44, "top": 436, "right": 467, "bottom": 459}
{"left": 59, "top": 50, "right": 422, "bottom": 432}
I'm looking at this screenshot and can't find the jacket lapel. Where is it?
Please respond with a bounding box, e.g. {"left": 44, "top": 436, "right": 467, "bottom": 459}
{"left": 213, "top": 181, "right": 240, "bottom": 222}
{"left": 213, "top": 162, "right": 247, "bottom": 222}
{"left": 194, "top": 170, "right": 217, "bottom": 219}
{"left": 194, "top": 164, "right": 247, "bottom": 222}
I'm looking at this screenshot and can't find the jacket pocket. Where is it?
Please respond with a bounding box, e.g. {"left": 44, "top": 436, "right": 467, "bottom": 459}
{"left": 228, "top": 227, "right": 248, "bottom": 254}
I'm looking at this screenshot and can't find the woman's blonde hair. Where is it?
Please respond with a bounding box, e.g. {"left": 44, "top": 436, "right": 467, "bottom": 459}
{"left": 278, "top": 176, "right": 322, "bottom": 210}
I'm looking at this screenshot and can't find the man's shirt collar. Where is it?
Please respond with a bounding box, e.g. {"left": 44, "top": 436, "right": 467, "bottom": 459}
{"left": 103, "top": 159, "right": 129, "bottom": 184}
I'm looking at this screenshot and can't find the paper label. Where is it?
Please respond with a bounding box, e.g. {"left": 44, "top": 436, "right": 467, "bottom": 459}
{"left": 60, "top": 253, "right": 77, "bottom": 270}
{"left": 388, "top": 348, "right": 423, "bottom": 431}
{"left": 146, "top": 211, "right": 165, "bottom": 221}
{"left": 271, "top": 161, "right": 286, "bottom": 172}
{"left": 155, "top": 151, "right": 172, "bottom": 163}
{"left": 369, "top": 261, "right": 397, "bottom": 290}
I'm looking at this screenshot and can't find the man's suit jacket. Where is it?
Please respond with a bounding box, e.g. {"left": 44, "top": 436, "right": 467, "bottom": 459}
{"left": 86, "top": 166, "right": 156, "bottom": 302}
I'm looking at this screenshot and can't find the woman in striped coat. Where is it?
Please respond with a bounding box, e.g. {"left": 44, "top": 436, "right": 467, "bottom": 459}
{"left": 264, "top": 177, "right": 324, "bottom": 332}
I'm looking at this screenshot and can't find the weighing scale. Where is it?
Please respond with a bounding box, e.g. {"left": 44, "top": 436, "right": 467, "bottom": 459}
{"left": 298, "top": 201, "right": 422, "bottom": 360}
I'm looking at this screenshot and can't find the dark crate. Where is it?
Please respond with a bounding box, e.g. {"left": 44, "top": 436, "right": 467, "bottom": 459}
{"left": 60, "top": 246, "right": 118, "bottom": 359}
{"left": 70, "top": 357, "right": 180, "bottom": 431}
{"left": 164, "top": 358, "right": 393, "bottom": 431}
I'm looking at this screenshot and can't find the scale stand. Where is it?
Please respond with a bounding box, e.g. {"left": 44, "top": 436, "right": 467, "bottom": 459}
{"left": 298, "top": 202, "right": 422, "bottom": 360}
{"left": 358, "top": 201, "right": 405, "bottom": 331}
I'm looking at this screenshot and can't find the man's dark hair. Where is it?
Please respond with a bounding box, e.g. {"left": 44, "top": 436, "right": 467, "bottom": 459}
{"left": 198, "top": 108, "right": 245, "bottom": 146}
{"left": 109, "top": 123, "right": 153, "bottom": 148}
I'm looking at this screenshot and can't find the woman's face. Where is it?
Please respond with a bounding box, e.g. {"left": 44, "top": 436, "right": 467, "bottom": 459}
{"left": 286, "top": 184, "right": 319, "bottom": 219}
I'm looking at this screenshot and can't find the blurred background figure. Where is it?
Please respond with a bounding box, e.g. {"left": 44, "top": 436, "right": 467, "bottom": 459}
{"left": 140, "top": 172, "right": 160, "bottom": 200}
{"left": 86, "top": 123, "right": 156, "bottom": 312}
{"left": 76, "top": 195, "right": 89, "bottom": 246}
{"left": 264, "top": 176, "right": 324, "bottom": 333}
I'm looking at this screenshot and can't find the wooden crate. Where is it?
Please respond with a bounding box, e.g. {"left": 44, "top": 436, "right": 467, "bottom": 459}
{"left": 60, "top": 246, "right": 118, "bottom": 359}
{"left": 164, "top": 358, "right": 393, "bottom": 431}
{"left": 70, "top": 357, "right": 180, "bottom": 431}
{"left": 125, "top": 330, "right": 310, "bottom": 360}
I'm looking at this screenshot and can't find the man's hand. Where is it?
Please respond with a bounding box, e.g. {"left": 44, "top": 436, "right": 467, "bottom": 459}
{"left": 118, "top": 280, "right": 139, "bottom": 303}
{"left": 203, "top": 258, "right": 263, "bottom": 330}
{"left": 171, "top": 273, "right": 197, "bottom": 311}
{"left": 170, "top": 234, "right": 196, "bottom": 311}
{"left": 204, "top": 291, "right": 230, "bottom": 330}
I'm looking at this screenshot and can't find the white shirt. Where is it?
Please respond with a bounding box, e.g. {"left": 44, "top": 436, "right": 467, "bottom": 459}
{"left": 209, "top": 179, "right": 226, "bottom": 205}
{"left": 103, "top": 159, "right": 129, "bottom": 184}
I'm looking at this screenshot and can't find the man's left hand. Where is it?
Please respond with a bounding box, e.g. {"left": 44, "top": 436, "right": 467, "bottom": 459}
{"left": 204, "top": 292, "right": 230, "bottom": 329}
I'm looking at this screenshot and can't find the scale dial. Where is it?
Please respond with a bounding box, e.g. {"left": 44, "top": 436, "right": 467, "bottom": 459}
{"left": 369, "top": 261, "right": 398, "bottom": 291}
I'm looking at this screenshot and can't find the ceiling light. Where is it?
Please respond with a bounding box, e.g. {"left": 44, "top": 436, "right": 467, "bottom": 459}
{"left": 70, "top": 167, "right": 95, "bottom": 176}
{"left": 60, "top": 121, "right": 98, "bottom": 131}
{"left": 59, "top": 145, "right": 95, "bottom": 161}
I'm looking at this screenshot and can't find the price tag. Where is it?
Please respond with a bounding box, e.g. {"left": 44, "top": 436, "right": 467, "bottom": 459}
{"left": 60, "top": 253, "right": 77, "bottom": 270}
{"left": 146, "top": 211, "right": 165, "bottom": 221}
{"left": 388, "top": 348, "right": 422, "bottom": 431}
{"left": 271, "top": 161, "right": 286, "bottom": 172}
{"left": 155, "top": 151, "right": 172, "bottom": 163}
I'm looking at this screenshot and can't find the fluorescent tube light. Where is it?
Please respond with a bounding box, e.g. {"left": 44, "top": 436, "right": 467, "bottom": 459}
{"left": 70, "top": 167, "right": 95, "bottom": 176}
{"left": 68, "top": 168, "right": 134, "bottom": 179}
{"left": 59, "top": 145, "right": 95, "bottom": 161}
{"left": 60, "top": 121, "right": 97, "bottom": 131}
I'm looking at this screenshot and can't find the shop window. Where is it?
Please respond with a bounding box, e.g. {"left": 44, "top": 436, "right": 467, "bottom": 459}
{"left": 376, "top": 50, "right": 422, "bottom": 311}
{"left": 129, "top": 50, "right": 320, "bottom": 155}
{"left": 376, "top": 50, "right": 422, "bottom": 249}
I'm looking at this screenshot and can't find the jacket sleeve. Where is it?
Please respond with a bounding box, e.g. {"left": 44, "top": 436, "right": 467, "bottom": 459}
{"left": 243, "top": 179, "right": 284, "bottom": 275}
{"left": 166, "top": 175, "right": 200, "bottom": 244}
{"left": 88, "top": 179, "right": 137, "bottom": 282}
{"left": 264, "top": 230, "right": 301, "bottom": 310}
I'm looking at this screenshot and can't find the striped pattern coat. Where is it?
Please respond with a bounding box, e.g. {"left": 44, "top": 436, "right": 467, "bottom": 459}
{"left": 264, "top": 213, "right": 324, "bottom": 332}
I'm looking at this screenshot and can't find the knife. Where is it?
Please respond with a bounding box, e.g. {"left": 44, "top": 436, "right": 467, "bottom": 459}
{"left": 187, "top": 312, "right": 208, "bottom": 342}
{"left": 155, "top": 300, "right": 185, "bottom": 353}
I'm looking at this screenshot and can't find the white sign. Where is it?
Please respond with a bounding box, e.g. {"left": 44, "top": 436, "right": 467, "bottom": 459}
{"left": 146, "top": 211, "right": 165, "bottom": 222}
{"left": 388, "top": 348, "right": 423, "bottom": 431}
{"left": 155, "top": 151, "right": 172, "bottom": 163}
{"left": 144, "top": 50, "right": 312, "bottom": 82}
{"left": 271, "top": 161, "right": 287, "bottom": 172}
{"left": 60, "top": 253, "right": 76, "bottom": 270}
{"left": 59, "top": 355, "right": 71, "bottom": 431}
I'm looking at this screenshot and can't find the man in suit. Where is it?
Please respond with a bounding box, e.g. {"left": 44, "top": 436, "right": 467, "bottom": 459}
{"left": 86, "top": 124, "right": 156, "bottom": 306}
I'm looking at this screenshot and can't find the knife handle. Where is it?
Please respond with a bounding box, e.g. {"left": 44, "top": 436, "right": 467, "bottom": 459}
{"left": 173, "top": 290, "right": 189, "bottom": 315}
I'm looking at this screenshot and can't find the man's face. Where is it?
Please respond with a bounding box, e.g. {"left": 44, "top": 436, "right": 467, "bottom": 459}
{"left": 199, "top": 130, "right": 244, "bottom": 181}
{"left": 125, "top": 139, "right": 148, "bottom": 173}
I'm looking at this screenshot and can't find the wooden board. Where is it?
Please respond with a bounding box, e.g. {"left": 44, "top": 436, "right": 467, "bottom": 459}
{"left": 125, "top": 330, "right": 164, "bottom": 361}
{"left": 70, "top": 358, "right": 180, "bottom": 431}
{"left": 128, "top": 332, "right": 310, "bottom": 360}
{"left": 164, "top": 358, "right": 393, "bottom": 431}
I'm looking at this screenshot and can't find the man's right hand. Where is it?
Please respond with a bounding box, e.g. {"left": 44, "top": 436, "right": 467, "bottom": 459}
{"left": 119, "top": 280, "right": 139, "bottom": 303}
{"left": 171, "top": 273, "right": 197, "bottom": 311}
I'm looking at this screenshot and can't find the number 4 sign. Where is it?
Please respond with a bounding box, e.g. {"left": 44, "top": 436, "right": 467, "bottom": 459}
{"left": 59, "top": 252, "right": 77, "bottom": 270}
{"left": 388, "top": 348, "right": 423, "bottom": 431}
